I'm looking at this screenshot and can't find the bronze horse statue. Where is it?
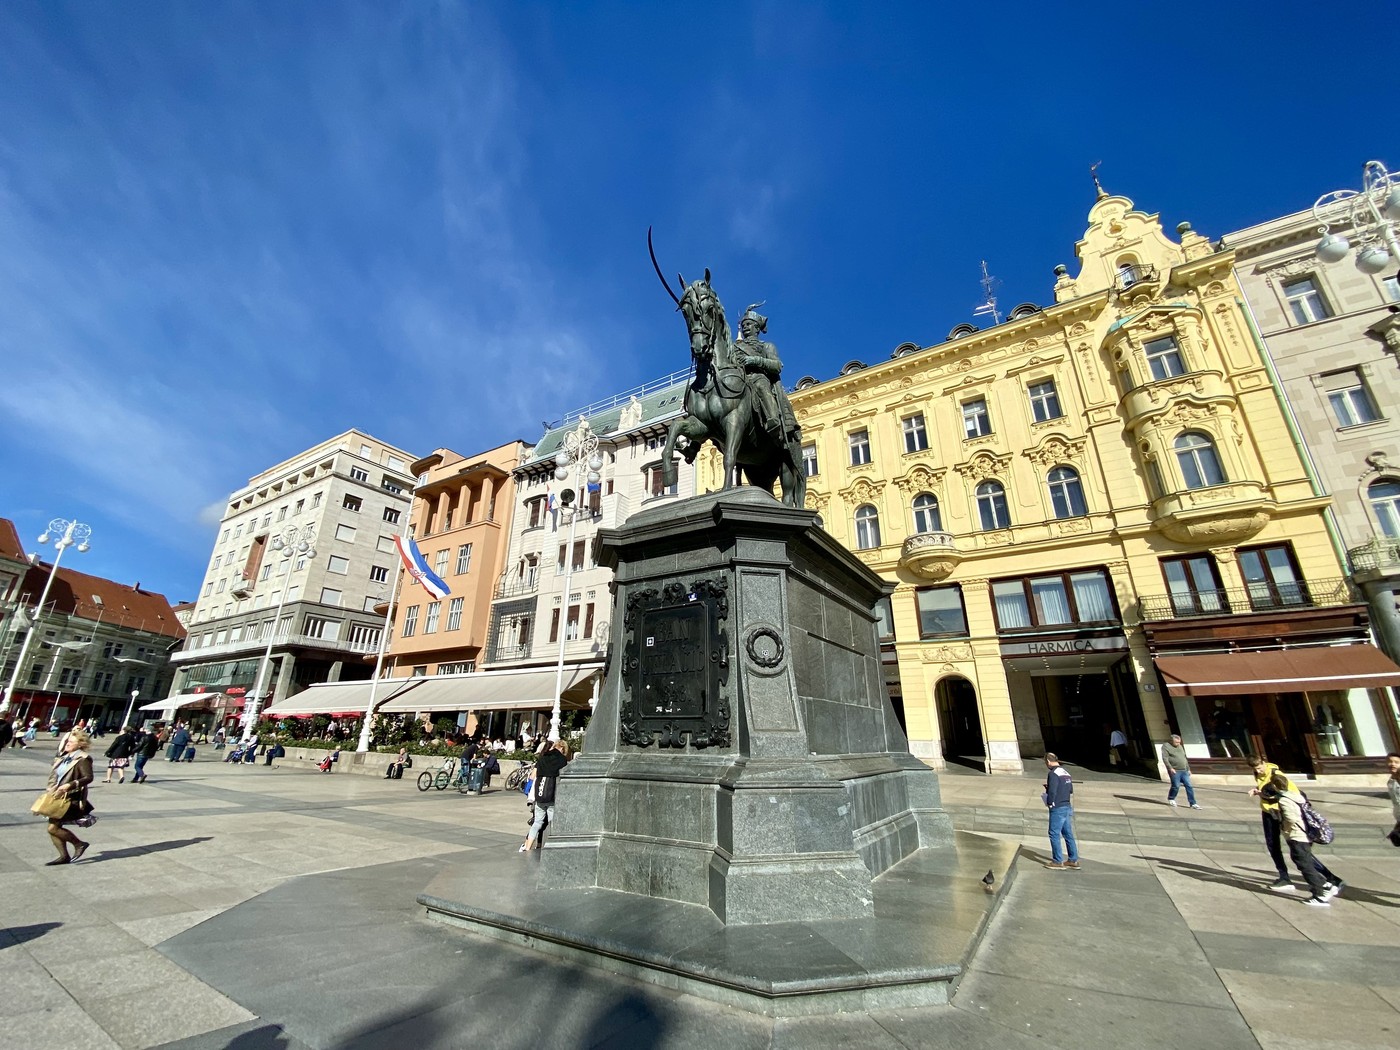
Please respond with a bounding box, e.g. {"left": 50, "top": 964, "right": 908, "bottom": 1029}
{"left": 651, "top": 236, "right": 806, "bottom": 509}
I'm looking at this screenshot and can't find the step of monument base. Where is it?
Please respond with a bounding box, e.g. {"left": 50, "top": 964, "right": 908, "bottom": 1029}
{"left": 419, "top": 830, "right": 1020, "bottom": 1017}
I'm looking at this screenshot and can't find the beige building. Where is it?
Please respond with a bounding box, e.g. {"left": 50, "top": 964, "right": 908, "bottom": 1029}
{"left": 777, "top": 189, "right": 1400, "bottom": 780}
{"left": 170, "top": 430, "right": 418, "bottom": 722}
{"left": 1222, "top": 206, "right": 1400, "bottom": 669}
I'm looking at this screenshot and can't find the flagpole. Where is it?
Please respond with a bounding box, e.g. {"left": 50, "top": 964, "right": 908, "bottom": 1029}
{"left": 355, "top": 502, "right": 418, "bottom": 754}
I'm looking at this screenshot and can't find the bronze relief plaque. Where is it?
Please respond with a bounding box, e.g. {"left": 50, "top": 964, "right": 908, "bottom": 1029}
{"left": 620, "top": 578, "right": 730, "bottom": 748}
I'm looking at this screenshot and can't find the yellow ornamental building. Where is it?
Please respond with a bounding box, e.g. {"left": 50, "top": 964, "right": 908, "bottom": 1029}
{"left": 750, "top": 190, "right": 1400, "bottom": 782}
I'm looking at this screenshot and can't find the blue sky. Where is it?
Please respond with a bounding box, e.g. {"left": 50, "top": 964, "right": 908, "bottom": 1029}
{"left": 0, "top": 1, "right": 1391, "bottom": 604}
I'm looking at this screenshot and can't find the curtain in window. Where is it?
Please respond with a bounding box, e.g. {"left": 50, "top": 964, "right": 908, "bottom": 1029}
{"left": 1030, "top": 577, "right": 1071, "bottom": 625}
{"left": 992, "top": 582, "right": 1031, "bottom": 628}
{"left": 1071, "top": 572, "right": 1114, "bottom": 621}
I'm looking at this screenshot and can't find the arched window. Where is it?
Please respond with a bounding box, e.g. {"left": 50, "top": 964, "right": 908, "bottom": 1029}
{"left": 1047, "top": 466, "right": 1087, "bottom": 519}
{"left": 854, "top": 505, "right": 882, "bottom": 550}
{"left": 912, "top": 492, "right": 942, "bottom": 534}
{"left": 976, "top": 481, "right": 1010, "bottom": 530}
{"left": 1174, "top": 432, "right": 1226, "bottom": 489}
{"left": 1369, "top": 480, "right": 1400, "bottom": 538}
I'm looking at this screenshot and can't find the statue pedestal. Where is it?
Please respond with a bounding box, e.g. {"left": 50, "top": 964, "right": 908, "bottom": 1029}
{"left": 540, "top": 488, "right": 953, "bottom": 923}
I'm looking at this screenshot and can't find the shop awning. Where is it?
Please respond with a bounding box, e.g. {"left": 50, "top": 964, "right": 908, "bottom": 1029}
{"left": 140, "top": 692, "right": 225, "bottom": 712}
{"left": 262, "top": 678, "right": 424, "bottom": 717}
{"left": 376, "top": 664, "right": 603, "bottom": 714}
{"left": 1155, "top": 644, "right": 1400, "bottom": 697}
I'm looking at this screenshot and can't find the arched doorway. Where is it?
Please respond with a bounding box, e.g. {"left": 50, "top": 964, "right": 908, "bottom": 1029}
{"left": 935, "top": 675, "right": 984, "bottom": 769}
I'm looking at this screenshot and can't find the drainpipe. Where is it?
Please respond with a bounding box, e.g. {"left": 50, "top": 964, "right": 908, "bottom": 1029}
{"left": 1235, "top": 292, "right": 1350, "bottom": 573}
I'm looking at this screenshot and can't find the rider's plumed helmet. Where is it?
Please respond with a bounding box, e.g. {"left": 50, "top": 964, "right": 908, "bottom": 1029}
{"left": 740, "top": 303, "right": 768, "bottom": 335}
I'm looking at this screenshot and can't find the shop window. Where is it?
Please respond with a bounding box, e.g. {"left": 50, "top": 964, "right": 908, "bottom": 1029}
{"left": 1161, "top": 555, "right": 1227, "bottom": 615}
{"left": 916, "top": 585, "right": 968, "bottom": 638}
{"left": 854, "top": 505, "right": 882, "bottom": 549}
{"left": 1047, "top": 466, "right": 1087, "bottom": 518}
{"left": 1369, "top": 479, "right": 1400, "bottom": 538}
{"left": 991, "top": 569, "right": 1115, "bottom": 631}
{"left": 1145, "top": 336, "right": 1186, "bottom": 381}
{"left": 976, "top": 481, "right": 1010, "bottom": 530}
{"left": 1174, "top": 432, "right": 1226, "bottom": 489}
{"left": 911, "top": 492, "right": 942, "bottom": 533}
{"left": 1237, "top": 545, "right": 1307, "bottom": 610}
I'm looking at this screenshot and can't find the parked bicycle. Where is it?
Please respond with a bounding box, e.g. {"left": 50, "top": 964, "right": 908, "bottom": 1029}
{"left": 416, "top": 756, "right": 459, "bottom": 792}
{"left": 505, "top": 760, "right": 534, "bottom": 792}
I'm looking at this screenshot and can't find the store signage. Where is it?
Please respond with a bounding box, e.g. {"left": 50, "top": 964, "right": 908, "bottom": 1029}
{"left": 999, "top": 634, "right": 1128, "bottom": 657}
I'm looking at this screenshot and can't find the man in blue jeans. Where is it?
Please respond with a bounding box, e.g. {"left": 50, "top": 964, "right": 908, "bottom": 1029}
{"left": 1161, "top": 733, "right": 1202, "bottom": 809}
{"left": 1044, "top": 753, "right": 1080, "bottom": 870}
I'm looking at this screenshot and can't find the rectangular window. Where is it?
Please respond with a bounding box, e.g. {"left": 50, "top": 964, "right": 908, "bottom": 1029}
{"left": 294, "top": 499, "right": 304, "bottom": 514}
{"left": 849, "top": 429, "right": 872, "bottom": 465}
{"left": 902, "top": 414, "right": 929, "bottom": 453}
{"left": 424, "top": 602, "right": 441, "bottom": 633}
{"left": 312, "top": 491, "right": 323, "bottom": 508}
{"left": 802, "top": 443, "right": 819, "bottom": 477}
{"left": 382, "top": 477, "right": 404, "bottom": 495}
{"left": 350, "top": 466, "right": 369, "bottom": 482}
{"left": 1145, "top": 337, "right": 1186, "bottom": 380}
{"left": 261, "top": 513, "right": 271, "bottom": 528}
{"left": 1161, "top": 555, "right": 1227, "bottom": 616}
{"left": 549, "top": 608, "right": 560, "bottom": 643}
{"left": 1283, "top": 277, "right": 1331, "bottom": 324}
{"left": 402, "top": 605, "right": 419, "bottom": 637}
{"left": 991, "top": 569, "right": 1117, "bottom": 631}
{"left": 874, "top": 596, "right": 895, "bottom": 641}
{"left": 383, "top": 507, "right": 400, "bottom": 525}
{"left": 962, "top": 398, "right": 992, "bottom": 438}
{"left": 584, "top": 602, "right": 596, "bottom": 638}
{"left": 363, "top": 596, "right": 379, "bottom": 612}
{"left": 343, "top": 495, "right": 362, "bottom": 512}
{"left": 277, "top": 505, "right": 288, "bottom": 522}
{"left": 565, "top": 604, "right": 581, "bottom": 640}
{"left": 376, "top": 535, "right": 396, "bottom": 554}
{"left": 916, "top": 586, "right": 968, "bottom": 639}
{"left": 1320, "top": 369, "right": 1380, "bottom": 428}
{"left": 455, "top": 544, "right": 472, "bottom": 574}
{"left": 434, "top": 548, "right": 450, "bottom": 576}
{"left": 319, "top": 587, "right": 342, "bottom": 606}
{"left": 446, "top": 596, "right": 464, "bottom": 630}
{"left": 327, "top": 555, "right": 349, "bottom": 575}
{"left": 646, "top": 465, "right": 678, "bottom": 497}
{"left": 1237, "top": 544, "right": 1306, "bottom": 610}
{"left": 304, "top": 615, "right": 340, "bottom": 639}
{"left": 369, "top": 565, "right": 389, "bottom": 583}
{"left": 335, "top": 523, "right": 357, "bottom": 543}
{"left": 1028, "top": 379, "right": 1062, "bottom": 422}
{"left": 528, "top": 498, "right": 547, "bottom": 528}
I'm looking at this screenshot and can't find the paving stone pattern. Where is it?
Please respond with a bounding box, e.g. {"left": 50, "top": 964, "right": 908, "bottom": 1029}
{"left": 2, "top": 746, "right": 1397, "bottom": 1048}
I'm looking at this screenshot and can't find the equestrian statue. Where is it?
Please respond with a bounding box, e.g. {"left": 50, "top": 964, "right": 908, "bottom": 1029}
{"left": 649, "top": 230, "right": 806, "bottom": 509}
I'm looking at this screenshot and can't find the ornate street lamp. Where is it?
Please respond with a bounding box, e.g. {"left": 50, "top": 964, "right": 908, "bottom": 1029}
{"left": 0, "top": 518, "right": 92, "bottom": 716}
{"left": 549, "top": 419, "right": 603, "bottom": 742}
{"left": 1313, "top": 160, "right": 1400, "bottom": 274}
{"left": 240, "top": 524, "right": 316, "bottom": 739}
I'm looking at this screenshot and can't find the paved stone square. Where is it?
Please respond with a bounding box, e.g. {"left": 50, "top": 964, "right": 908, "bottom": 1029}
{"left": 2, "top": 746, "right": 1397, "bottom": 1049}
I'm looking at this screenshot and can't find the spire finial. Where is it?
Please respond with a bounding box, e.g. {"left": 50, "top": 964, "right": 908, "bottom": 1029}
{"left": 1090, "top": 160, "right": 1108, "bottom": 200}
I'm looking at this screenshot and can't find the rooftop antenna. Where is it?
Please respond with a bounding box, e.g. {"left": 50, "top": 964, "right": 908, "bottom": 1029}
{"left": 972, "top": 260, "right": 1002, "bottom": 326}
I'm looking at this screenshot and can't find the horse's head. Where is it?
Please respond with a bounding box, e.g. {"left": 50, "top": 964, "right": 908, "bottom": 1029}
{"left": 678, "top": 269, "right": 729, "bottom": 364}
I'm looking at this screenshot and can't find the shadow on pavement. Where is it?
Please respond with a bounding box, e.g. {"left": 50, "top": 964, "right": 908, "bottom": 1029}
{"left": 1, "top": 921, "right": 62, "bottom": 948}
{"left": 1115, "top": 795, "right": 1173, "bottom": 807}
{"left": 578, "top": 994, "right": 672, "bottom": 1050}
{"left": 89, "top": 837, "right": 213, "bottom": 863}
{"left": 1139, "top": 854, "right": 1400, "bottom": 907}
{"left": 224, "top": 1025, "right": 293, "bottom": 1050}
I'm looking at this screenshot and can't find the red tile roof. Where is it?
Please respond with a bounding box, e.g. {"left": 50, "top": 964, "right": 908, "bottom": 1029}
{"left": 0, "top": 518, "right": 24, "bottom": 561}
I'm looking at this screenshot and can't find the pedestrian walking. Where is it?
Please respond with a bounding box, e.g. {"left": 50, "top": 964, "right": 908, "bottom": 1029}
{"left": 24, "top": 718, "right": 39, "bottom": 746}
{"left": 1261, "top": 773, "right": 1340, "bottom": 908}
{"left": 1107, "top": 725, "right": 1128, "bottom": 767}
{"left": 1247, "top": 756, "right": 1340, "bottom": 893}
{"left": 1042, "top": 752, "right": 1080, "bottom": 870}
{"left": 102, "top": 725, "right": 138, "bottom": 783}
{"left": 1386, "top": 752, "right": 1400, "bottom": 848}
{"left": 520, "top": 740, "right": 570, "bottom": 852}
{"left": 132, "top": 725, "right": 162, "bottom": 783}
{"left": 41, "top": 727, "right": 94, "bottom": 865}
{"left": 167, "top": 723, "right": 191, "bottom": 761}
{"left": 1161, "top": 734, "right": 1202, "bottom": 809}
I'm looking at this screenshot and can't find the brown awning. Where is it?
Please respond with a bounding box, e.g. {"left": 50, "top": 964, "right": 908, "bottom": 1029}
{"left": 1156, "top": 644, "right": 1400, "bottom": 696}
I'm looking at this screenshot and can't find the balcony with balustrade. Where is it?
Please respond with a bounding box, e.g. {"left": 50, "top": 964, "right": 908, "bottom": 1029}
{"left": 1137, "top": 577, "right": 1356, "bottom": 622}
{"left": 898, "top": 531, "right": 963, "bottom": 581}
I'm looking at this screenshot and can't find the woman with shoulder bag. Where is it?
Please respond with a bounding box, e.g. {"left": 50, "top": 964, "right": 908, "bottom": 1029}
{"left": 39, "top": 727, "right": 95, "bottom": 865}
{"left": 519, "top": 740, "right": 570, "bottom": 852}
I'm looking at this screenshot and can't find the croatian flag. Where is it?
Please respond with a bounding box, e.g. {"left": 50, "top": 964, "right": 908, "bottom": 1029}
{"left": 393, "top": 536, "right": 451, "bottom": 600}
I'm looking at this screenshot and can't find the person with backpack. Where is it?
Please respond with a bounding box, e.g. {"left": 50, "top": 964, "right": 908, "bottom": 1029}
{"left": 1247, "top": 756, "right": 1341, "bottom": 894}
{"left": 1260, "top": 772, "right": 1341, "bottom": 908}
{"left": 519, "top": 740, "right": 569, "bottom": 852}
{"left": 132, "top": 725, "right": 162, "bottom": 783}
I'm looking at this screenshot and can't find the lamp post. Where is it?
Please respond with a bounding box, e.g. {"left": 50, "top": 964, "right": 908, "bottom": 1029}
{"left": 1313, "top": 160, "right": 1400, "bottom": 274}
{"left": 240, "top": 525, "right": 316, "bottom": 740}
{"left": 0, "top": 518, "right": 92, "bottom": 716}
{"left": 548, "top": 419, "right": 603, "bottom": 742}
{"left": 122, "top": 689, "right": 140, "bottom": 731}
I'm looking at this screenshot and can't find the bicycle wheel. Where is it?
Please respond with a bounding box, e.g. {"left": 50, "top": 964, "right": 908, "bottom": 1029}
{"left": 434, "top": 771, "right": 450, "bottom": 790}
{"left": 505, "top": 768, "right": 525, "bottom": 791}
{"left": 416, "top": 771, "right": 434, "bottom": 792}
